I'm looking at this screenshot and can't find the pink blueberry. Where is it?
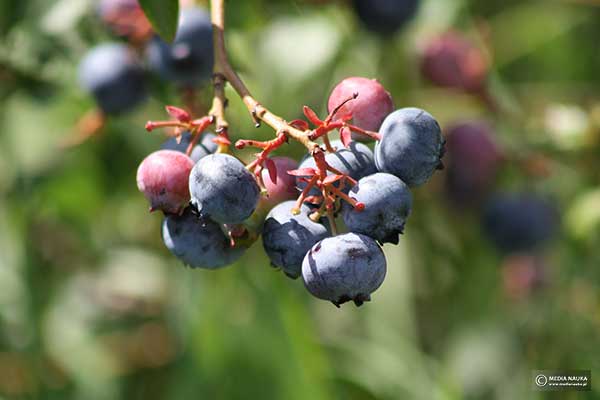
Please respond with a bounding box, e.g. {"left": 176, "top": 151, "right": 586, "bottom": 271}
{"left": 261, "top": 156, "right": 299, "bottom": 205}
{"left": 327, "top": 77, "right": 394, "bottom": 133}
{"left": 136, "top": 150, "right": 195, "bottom": 214}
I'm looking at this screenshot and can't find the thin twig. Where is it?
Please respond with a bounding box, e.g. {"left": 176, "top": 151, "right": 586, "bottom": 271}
{"left": 209, "top": 0, "right": 319, "bottom": 152}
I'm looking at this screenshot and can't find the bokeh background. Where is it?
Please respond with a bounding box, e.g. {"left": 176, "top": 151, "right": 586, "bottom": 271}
{"left": 2, "top": 0, "right": 600, "bottom": 398}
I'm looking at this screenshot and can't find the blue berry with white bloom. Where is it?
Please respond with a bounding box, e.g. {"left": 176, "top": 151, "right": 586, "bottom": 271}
{"left": 302, "top": 233, "right": 386, "bottom": 307}
{"left": 343, "top": 172, "right": 412, "bottom": 244}
{"left": 162, "top": 208, "right": 244, "bottom": 269}
{"left": 189, "top": 153, "right": 260, "bottom": 224}
{"left": 375, "top": 107, "right": 445, "bottom": 186}
{"left": 262, "top": 201, "right": 330, "bottom": 279}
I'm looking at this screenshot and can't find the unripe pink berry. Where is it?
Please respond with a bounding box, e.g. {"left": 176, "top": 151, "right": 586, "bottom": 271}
{"left": 327, "top": 77, "right": 394, "bottom": 133}
{"left": 501, "top": 254, "right": 547, "bottom": 301}
{"left": 136, "top": 150, "right": 195, "bottom": 214}
{"left": 261, "top": 156, "right": 299, "bottom": 205}
{"left": 244, "top": 157, "right": 300, "bottom": 231}
{"left": 420, "top": 31, "right": 488, "bottom": 93}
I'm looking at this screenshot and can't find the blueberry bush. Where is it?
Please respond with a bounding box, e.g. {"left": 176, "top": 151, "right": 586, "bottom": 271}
{"left": 2, "top": 0, "right": 600, "bottom": 398}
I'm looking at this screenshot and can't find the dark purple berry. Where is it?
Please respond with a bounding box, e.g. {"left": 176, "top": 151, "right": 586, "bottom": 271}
{"left": 421, "top": 31, "right": 488, "bottom": 93}
{"left": 444, "top": 121, "right": 503, "bottom": 207}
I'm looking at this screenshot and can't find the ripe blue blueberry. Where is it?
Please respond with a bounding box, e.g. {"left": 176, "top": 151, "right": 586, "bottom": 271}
{"left": 78, "top": 43, "right": 147, "bottom": 114}
{"left": 375, "top": 107, "right": 445, "bottom": 187}
{"left": 342, "top": 173, "right": 412, "bottom": 244}
{"left": 352, "top": 0, "right": 419, "bottom": 35}
{"left": 189, "top": 153, "right": 260, "bottom": 224}
{"left": 482, "top": 193, "right": 558, "bottom": 253}
{"left": 162, "top": 208, "right": 244, "bottom": 269}
{"left": 146, "top": 7, "right": 213, "bottom": 87}
{"left": 262, "top": 201, "right": 330, "bottom": 279}
{"left": 161, "top": 131, "right": 217, "bottom": 162}
{"left": 302, "top": 233, "right": 387, "bottom": 307}
{"left": 296, "top": 140, "right": 377, "bottom": 196}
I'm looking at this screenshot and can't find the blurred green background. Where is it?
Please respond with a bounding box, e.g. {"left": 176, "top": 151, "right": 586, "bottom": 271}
{"left": 2, "top": 0, "right": 600, "bottom": 399}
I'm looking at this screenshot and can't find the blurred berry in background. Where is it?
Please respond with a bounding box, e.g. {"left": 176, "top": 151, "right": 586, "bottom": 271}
{"left": 352, "top": 0, "right": 420, "bottom": 34}
{"left": 420, "top": 31, "right": 489, "bottom": 94}
{"left": 146, "top": 6, "right": 214, "bottom": 87}
{"left": 444, "top": 120, "right": 503, "bottom": 207}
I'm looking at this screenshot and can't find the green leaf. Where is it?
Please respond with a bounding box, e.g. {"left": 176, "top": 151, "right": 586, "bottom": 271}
{"left": 138, "top": 0, "right": 179, "bottom": 42}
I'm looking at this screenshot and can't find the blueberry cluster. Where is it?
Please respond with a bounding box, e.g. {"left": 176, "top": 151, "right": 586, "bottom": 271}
{"left": 137, "top": 77, "right": 444, "bottom": 308}
{"left": 78, "top": 4, "right": 213, "bottom": 116}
